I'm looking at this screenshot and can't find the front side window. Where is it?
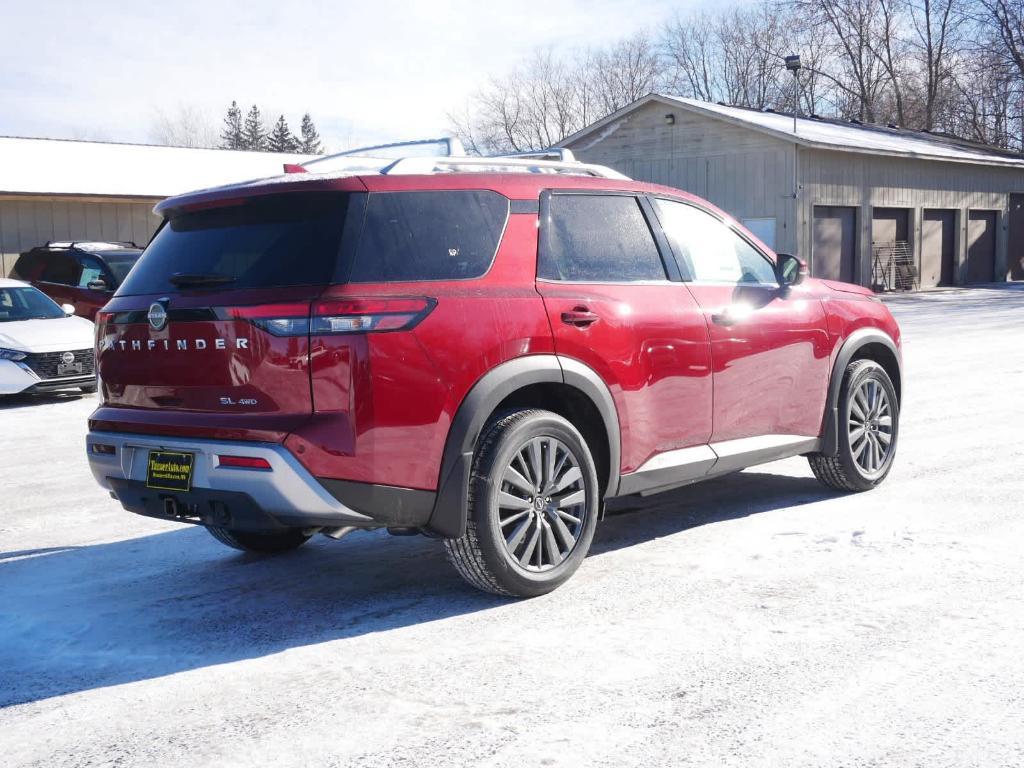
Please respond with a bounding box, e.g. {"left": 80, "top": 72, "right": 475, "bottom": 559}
{"left": 77, "top": 256, "right": 106, "bottom": 288}
{"left": 654, "top": 199, "right": 777, "bottom": 285}
{"left": 540, "top": 194, "right": 667, "bottom": 282}
{"left": 349, "top": 190, "right": 508, "bottom": 282}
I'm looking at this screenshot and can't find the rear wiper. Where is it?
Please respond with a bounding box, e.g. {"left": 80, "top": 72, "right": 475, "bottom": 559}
{"left": 168, "top": 272, "right": 236, "bottom": 288}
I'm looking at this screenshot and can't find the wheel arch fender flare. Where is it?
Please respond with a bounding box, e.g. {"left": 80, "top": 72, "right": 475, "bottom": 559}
{"left": 820, "top": 328, "right": 902, "bottom": 456}
{"left": 426, "top": 354, "right": 621, "bottom": 538}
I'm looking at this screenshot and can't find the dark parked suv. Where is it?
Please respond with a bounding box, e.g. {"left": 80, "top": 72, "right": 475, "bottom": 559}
{"left": 12, "top": 241, "right": 143, "bottom": 320}
{"left": 86, "top": 150, "right": 902, "bottom": 597}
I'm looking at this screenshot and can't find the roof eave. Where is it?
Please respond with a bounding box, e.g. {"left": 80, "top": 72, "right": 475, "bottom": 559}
{"left": 562, "top": 93, "right": 1024, "bottom": 170}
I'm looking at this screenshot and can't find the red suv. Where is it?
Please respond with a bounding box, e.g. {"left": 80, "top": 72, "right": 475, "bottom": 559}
{"left": 86, "top": 151, "right": 902, "bottom": 597}
{"left": 12, "top": 241, "right": 143, "bottom": 319}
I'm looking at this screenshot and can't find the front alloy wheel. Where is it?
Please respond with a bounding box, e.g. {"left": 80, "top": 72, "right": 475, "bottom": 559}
{"left": 809, "top": 359, "right": 899, "bottom": 491}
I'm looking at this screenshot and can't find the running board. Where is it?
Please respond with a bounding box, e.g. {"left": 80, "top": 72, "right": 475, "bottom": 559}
{"left": 616, "top": 435, "right": 821, "bottom": 497}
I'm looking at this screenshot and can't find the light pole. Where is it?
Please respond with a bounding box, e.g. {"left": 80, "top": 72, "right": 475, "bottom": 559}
{"left": 785, "top": 54, "right": 802, "bottom": 135}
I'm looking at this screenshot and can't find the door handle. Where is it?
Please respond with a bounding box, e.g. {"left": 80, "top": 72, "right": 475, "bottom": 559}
{"left": 561, "top": 307, "right": 599, "bottom": 328}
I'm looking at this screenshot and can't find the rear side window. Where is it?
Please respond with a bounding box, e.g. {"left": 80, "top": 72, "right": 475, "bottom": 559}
{"left": 540, "top": 194, "right": 667, "bottom": 282}
{"left": 40, "top": 253, "right": 79, "bottom": 285}
{"left": 117, "top": 193, "right": 351, "bottom": 296}
{"left": 348, "top": 191, "right": 508, "bottom": 282}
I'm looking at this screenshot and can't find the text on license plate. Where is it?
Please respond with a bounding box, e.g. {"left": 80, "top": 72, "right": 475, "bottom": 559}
{"left": 146, "top": 451, "right": 195, "bottom": 492}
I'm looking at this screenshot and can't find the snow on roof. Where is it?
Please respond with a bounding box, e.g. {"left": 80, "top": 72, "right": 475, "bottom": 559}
{"left": 0, "top": 136, "right": 316, "bottom": 198}
{"left": 570, "top": 95, "right": 1024, "bottom": 169}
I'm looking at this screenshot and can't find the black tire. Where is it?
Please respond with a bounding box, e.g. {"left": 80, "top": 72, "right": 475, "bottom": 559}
{"left": 809, "top": 359, "right": 899, "bottom": 492}
{"left": 207, "top": 526, "right": 312, "bottom": 554}
{"left": 444, "top": 409, "right": 600, "bottom": 598}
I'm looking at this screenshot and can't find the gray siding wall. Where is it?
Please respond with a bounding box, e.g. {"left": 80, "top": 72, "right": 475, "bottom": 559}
{"left": 566, "top": 101, "right": 799, "bottom": 253}
{"left": 0, "top": 197, "right": 161, "bottom": 276}
{"left": 568, "top": 100, "right": 1024, "bottom": 286}
{"left": 798, "top": 150, "right": 1024, "bottom": 285}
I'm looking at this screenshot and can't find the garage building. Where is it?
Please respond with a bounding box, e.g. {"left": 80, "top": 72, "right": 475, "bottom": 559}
{"left": 0, "top": 136, "right": 312, "bottom": 276}
{"left": 562, "top": 95, "right": 1024, "bottom": 289}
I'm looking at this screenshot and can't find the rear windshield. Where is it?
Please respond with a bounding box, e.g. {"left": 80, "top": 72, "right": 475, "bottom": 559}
{"left": 116, "top": 189, "right": 509, "bottom": 295}
{"left": 117, "top": 193, "right": 351, "bottom": 295}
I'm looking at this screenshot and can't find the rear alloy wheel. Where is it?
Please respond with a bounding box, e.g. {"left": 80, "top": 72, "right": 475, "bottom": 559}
{"left": 207, "top": 526, "right": 312, "bottom": 554}
{"left": 445, "top": 409, "right": 600, "bottom": 597}
{"left": 809, "top": 359, "right": 899, "bottom": 491}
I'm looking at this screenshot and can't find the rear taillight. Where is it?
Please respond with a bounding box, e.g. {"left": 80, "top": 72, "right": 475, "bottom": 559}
{"left": 311, "top": 297, "right": 436, "bottom": 334}
{"left": 217, "top": 455, "right": 272, "bottom": 470}
{"left": 221, "top": 298, "right": 435, "bottom": 337}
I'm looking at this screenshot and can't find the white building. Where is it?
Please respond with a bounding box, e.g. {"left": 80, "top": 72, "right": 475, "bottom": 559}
{"left": 0, "top": 137, "right": 313, "bottom": 275}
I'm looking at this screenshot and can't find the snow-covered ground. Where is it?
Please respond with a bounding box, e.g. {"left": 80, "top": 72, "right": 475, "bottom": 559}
{"left": 2, "top": 286, "right": 1023, "bottom": 767}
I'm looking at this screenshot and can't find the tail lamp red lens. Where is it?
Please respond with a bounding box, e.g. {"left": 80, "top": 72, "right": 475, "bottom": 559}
{"left": 220, "top": 298, "right": 435, "bottom": 337}
{"left": 217, "top": 455, "right": 272, "bottom": 470}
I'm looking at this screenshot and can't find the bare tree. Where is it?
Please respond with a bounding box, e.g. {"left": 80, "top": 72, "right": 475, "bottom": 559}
{"left": 150, "top": 104, "right": 217, "bottom": 148}
{"left": 586, "top": 33, "right": 662, "bottom": 114}
{"left": 906, "top": 0, "right": 967, "bottom": 130}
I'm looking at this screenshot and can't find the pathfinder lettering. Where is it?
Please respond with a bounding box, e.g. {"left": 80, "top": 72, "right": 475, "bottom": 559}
{"left": 102, "top": 338, "right": 249, "bottom": 351}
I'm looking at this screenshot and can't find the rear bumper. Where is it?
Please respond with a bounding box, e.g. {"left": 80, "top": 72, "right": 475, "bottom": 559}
{"left": 87, "top": 430, "right": 423, "bottom": 531}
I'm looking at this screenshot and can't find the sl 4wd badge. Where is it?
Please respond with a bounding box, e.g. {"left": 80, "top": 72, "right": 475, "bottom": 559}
{"left": 220, "top": 397, "right": 259, "bottom": 406}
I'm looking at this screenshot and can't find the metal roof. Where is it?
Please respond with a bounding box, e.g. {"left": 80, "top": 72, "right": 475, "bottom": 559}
{"left": 562, "top": 95, "right": 1024, "bottom": 169}
{"left": 0, "top": 136, "right": 315, "bottom": 198}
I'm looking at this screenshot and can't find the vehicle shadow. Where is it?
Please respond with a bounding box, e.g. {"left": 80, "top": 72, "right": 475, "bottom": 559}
{"left": 0, "top": 470, "right": 832, "bottom": 708}
{"left": 0, "top": 392, "right": 87, "bottom": 411}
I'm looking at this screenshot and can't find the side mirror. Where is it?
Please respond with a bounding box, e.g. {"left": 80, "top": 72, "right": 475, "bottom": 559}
{"left": 61, "top": 303, "right": 76, "bottom": 316}
{"left": 87, "top": 279, "right": 109, "bottom": 291}
{"left": 776, "top": 253, "right": 808, "bottom": 287}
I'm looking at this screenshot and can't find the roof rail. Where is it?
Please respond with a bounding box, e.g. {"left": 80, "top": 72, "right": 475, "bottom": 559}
{"left": 303, "top": 137, "right": 464, "bottom": 168}
{"left": 44, "top": 240, "right": 139, "bottom": 250}
{"left": 288, "top": 137, "right": 628, "bottom": 180}
{"left": 493, "top": 148, "right": 577, "bottom": 162}
{"left": 381, "top": 155, "right": 629, "bottom": 179}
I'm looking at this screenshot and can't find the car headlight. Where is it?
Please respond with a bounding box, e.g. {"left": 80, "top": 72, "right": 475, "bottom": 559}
{"left": 0, "top": 348, "right": 27, "bottom": 361}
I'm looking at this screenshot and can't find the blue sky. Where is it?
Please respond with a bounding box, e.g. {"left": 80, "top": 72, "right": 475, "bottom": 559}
{"left": 1, "top": 0, "right": 698, "bottom": 151}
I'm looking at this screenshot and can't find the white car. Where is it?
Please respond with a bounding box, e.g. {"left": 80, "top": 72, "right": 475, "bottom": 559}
{"left": 0, "top": 278, "right": 97, "bottom": 395}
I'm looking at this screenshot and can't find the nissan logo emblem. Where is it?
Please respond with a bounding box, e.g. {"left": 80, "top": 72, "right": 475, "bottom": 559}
{"left": 148, "top": 301, "right": 169, "bottom": 331}
{"left": 61, "top": 351, "right": 75, "bottom": 365}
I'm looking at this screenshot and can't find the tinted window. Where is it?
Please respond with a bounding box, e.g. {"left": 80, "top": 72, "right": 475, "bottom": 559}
{"left": 40, "top": 253, "right": 79, "bottom": 285}
{"left": 117, "top": 193, "right": 351, "bottom": 296}
{"left": 0, "top": 286, "right": 65, "bottom": 321}
{"left": 11, "top": 253, "right": 43, "bottom": 281}
{"left": 540, "top": 194, "right": 667, "bottom": 282}
{"left": 654, "top": 199, "right": 776, "bottom": 284}
{"left": 101, "top": 252, "right": 141, "bottom": 286}
{"left": 349, "top": 191, "right": 508, "bottom": 282}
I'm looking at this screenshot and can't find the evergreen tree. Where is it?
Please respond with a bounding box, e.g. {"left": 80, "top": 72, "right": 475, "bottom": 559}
{"left": 267, "top": 114, "right": 300, "bottom": 152}
{"left": 220, "top": 100, "right": 244, "bottom": 150}
{"left": 242, "top": 104, "right": 266, "bottom": 151}
{"left": 299, "top": 112, "right": 323, "bottom": 154}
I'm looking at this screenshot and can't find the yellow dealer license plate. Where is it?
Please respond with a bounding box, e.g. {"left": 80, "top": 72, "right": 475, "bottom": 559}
{"left": 146, "top": 451, "right": 195, "bottom": 492}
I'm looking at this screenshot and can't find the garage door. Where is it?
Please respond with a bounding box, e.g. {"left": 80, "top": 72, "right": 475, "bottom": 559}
{"left": 921, "top": 210, "right": 956, "bottom": 288}
{"left": 871, "top": 208, "right": 909, "bottom": 244}
{"left": 1008, "top": 194, "right": 1024, "bottom": 280}
{"left": 966, "top": 210, "right": 997, "bottom": 284}
{"left": 813, "top": 206, "right": 857, "bottom": 283}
